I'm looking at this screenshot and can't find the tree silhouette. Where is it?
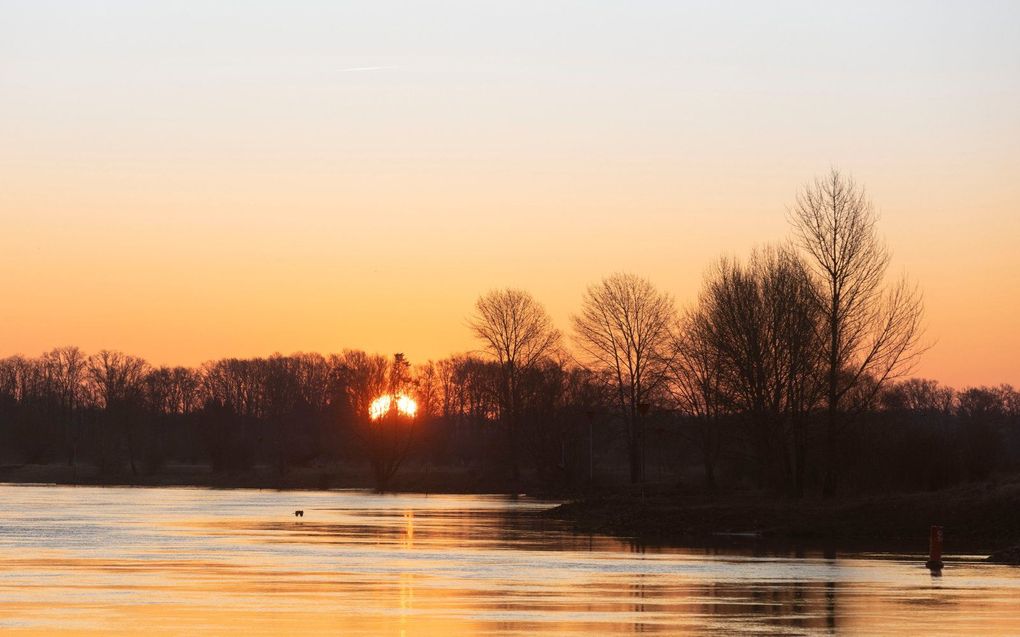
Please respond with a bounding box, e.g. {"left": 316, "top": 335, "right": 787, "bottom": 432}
{"left": 469, "top": 288, "right": 560, "bottom": 480}
{"left": 572, "top": 273, "right": 676, "bottom": 484}
{"left": 790, "top": 169, "right": 925, "bottom": 495}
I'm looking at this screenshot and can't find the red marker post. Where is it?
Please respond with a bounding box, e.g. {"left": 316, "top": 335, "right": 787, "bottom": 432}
{"left": 926, "top": 525, "right": 944, "bottom": 572}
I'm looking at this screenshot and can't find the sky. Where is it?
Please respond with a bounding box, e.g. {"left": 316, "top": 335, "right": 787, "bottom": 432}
{"left": 1, "top": 1, "right": 1018, "bottom": 388}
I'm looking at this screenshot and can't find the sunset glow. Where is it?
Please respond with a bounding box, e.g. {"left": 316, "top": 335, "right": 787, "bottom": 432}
{"left": 3, "top": 3, "right": 1020, "bottom": 635}
{"left": 369, "top": 394, "right": 418, "bottom": 421}
{"left": 0, "top": 2, "right": 1018, "bottom": 388}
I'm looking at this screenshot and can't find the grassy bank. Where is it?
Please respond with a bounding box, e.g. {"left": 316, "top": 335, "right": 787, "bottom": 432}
{"left": 549, "top": 478, "right": 1020, "bottom": 557}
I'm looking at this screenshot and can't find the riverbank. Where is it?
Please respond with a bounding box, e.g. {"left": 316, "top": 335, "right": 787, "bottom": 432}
{"left": 0, "top": 461, "right": 531, "bottom": 495}
{"left": 549, "top": 478, "right": 1020, "bottom": 556}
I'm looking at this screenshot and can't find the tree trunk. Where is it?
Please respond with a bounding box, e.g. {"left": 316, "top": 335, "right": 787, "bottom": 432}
{"left": 629, "top": 412, "right": 644, "bottom": 484}
{"left": 823, "top": 287, "right": 840, "bottom": 498}
{"left": 822, "top": 403, "right": 838, "bottom": 497}
{"left": 703, "top": 444, "right": 717, "bottom": 492}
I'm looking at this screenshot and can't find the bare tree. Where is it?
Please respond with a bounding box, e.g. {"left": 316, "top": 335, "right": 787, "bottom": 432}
{"left": 336, "top": 350, "right": 389, "bottom": 421}
{"left": 41, "top": 347, "right": 87, "bottom": 468}
{"left": 87, "top": 350, "right": 149, "bottom": 475}
{"left": 790, "top": 169, "right": 925, "bottom": 495}
{"left": 370, "top": 353, "right": 417, "bottom": 491}
{"left": 667, "top": 308, "right": 726, "bottom": 491}
{"left": 414, "top": 361, "right": 441, "bottom": 421}
{"left": 694, "top": 247, "right": 824, "bottom": 493}
{"left": 334, "top": 350, "right": 416, "bottom": 490}
{"left": 881, "top": 378, "right": 955, "bottom": 414}
{"left": 469, "top": 288, "right": 560, "bottom": 479}
{"left": 572, "top": 273, "right": 676, "bottom": 484}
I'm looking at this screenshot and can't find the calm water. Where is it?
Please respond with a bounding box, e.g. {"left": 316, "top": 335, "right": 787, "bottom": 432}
{"left": 0, "top": 485, "right": 1018, "bottom": 635}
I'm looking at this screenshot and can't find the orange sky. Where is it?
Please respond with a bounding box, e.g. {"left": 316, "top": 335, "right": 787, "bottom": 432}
{"left": 1, "top": 2, "right": 1018, "bottom": 387}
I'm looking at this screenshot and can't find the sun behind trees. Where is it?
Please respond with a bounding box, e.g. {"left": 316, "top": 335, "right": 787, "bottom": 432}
{"left": 3, "top": 171, "right": 1010, "bottom": 498}
{"left": 362, "top": 353, "right": 417, "bottom": 491}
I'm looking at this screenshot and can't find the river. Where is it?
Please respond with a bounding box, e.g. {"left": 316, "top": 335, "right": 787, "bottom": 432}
{"left": 0, "top": 484, "right": 1017, "bottom": 635}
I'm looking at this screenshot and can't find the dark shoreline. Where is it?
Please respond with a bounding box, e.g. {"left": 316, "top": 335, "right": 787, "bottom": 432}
{"left": 547, "top": 479, "right": 1020, "bottom": 561}
{"left": 0, "top": 462, "right": 560, "bottom": 496}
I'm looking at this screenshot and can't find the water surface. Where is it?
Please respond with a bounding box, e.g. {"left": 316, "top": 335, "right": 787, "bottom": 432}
{"left": 0, "top": 484, "right": 1017, "bottom": 635}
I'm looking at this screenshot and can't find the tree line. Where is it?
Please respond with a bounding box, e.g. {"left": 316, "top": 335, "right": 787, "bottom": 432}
{"left": 2, "top": 170, "right": 1017, "bottom": 495}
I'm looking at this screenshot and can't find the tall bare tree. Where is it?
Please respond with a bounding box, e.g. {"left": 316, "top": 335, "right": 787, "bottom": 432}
{"left": 572, "top": 273, "right": 676, "bottom": 483}
{"left": 790, "top": 169, "right": 925, "bottom": 495}
{"left": 469, "top": 288, "right": 560, "bottom": 479}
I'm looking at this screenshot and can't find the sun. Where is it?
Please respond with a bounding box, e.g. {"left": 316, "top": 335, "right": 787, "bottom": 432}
{"left": 369, "top": 394, "right": 418, "bottom": 421}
